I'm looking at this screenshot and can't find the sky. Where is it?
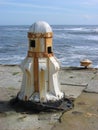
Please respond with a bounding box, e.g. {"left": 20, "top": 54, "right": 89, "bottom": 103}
{"left": 0, "top": 0, "right": 98, "bottom": 25}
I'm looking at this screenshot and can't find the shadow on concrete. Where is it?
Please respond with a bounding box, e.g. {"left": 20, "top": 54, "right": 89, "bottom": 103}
{"left": 8, "top": 97, "right": 74, "bottom": 114}
{"left": 0, "top": 94, "right": 74, "bottom": 115}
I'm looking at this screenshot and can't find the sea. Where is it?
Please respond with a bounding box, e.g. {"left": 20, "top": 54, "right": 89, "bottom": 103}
{"left": 0, "top": 25, "right": 98, "bottom": 67}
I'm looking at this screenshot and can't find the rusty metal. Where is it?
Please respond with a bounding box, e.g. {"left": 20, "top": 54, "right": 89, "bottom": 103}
{"left": 16, "top": 21, "right": 65, "bottom": 109}
{"left": 28, "top": 32, "right": 53, "bottom": 39}
{"left": 10, "top": 96, "right": 74, "bottom": 113}
{"left": 28, "top": 51, "right": 54, "bottom": 58}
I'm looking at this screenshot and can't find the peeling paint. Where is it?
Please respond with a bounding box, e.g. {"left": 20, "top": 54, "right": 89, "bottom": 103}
{"left": 18, "top": 21, "right": 64, "bottom": 103}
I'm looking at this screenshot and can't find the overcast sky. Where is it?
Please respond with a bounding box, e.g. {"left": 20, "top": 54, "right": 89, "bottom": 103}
{"left": 0, "top": 0, "right": 98, "bottom": 25}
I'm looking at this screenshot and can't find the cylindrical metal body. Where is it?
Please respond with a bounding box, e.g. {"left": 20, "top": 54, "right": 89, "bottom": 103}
{"left": 18, "top": 21, "right": 64, "bottom": 103}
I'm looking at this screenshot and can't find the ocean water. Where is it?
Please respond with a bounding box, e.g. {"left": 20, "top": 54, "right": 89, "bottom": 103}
{"left": 0, "top": 25, "right": 98, "bottom": 67}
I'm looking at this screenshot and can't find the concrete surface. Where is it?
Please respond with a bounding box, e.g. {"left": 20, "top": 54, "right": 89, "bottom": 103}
{"left": 53, "top": 92, "right": 98, "bottom": 130}
{"left": 0, "top": 65, "right": 98, "bottom": 130}
{"left": 59, "top": 67, "right": 98, "bottom": 95}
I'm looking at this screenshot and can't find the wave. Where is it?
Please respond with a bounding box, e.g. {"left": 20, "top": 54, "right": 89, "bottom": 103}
{"left": 53, "top": 27, "right": 83, "bottom": 31}
{"left": 86, "top": 35, "right": 98, "bottom": 41}
{"left": 0, "top": 26, "right": 29, "bottom": 31}
{"left": 66, "top": 28, "right": 98, "bottom": 33}
{"left": 54, "top": 33, "right": 78, "bottom": 40}
{"left": 53, "top": 27, "right": 98, "bottom": 33}
{"left": 54, "top": 33, "right": 68, "bottom": 39}
{"left": 0, "top": 55, "right": 25, "bottom": 65}
{"left": 54, "top": 32, "right": 98, "bottom": 41}
{"left": 5, "top": 28, "right": 28, "bottom": 31}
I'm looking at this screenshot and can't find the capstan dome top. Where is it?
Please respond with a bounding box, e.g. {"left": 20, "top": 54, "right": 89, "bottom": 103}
{"left": 28, "top": 21, "right": 52, "bottom": 33}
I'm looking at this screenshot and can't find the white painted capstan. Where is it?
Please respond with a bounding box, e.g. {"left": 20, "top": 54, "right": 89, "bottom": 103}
{"left": 18, "top": 21, "right": 64, "bottom": 103}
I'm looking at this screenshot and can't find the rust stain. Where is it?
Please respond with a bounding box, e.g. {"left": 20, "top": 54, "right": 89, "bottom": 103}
{"left": 39, "top": 69, "right": 45, "bottom": 101}
{"left": 28, "top": 51, "right": 54, "bottom": 58}
{"left": 28, "top": 32, "right": 53, "bottom": 38}
{"left": 85, "top": 112, "right": 98, "bottom": 118}
{"left": 25, "top": 95, "right": 27, "bottom": 101}
{"left": 34, "top": 58, "right": 39, "bottom": 92}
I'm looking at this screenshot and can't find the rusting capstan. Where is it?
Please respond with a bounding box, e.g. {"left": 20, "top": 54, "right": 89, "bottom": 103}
{"left": 13, "top": 21, "right": 73, "bottom": 111}
{"left": 80, "top": 59, "right": 92, "bottom": 68}
{"left": 18, "top": 21, "right": 64, "bottom": 103}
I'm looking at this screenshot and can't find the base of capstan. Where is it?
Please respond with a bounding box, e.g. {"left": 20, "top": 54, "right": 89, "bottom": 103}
{"left": 10, "top": 96, "right": 74, "bottom": 113}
